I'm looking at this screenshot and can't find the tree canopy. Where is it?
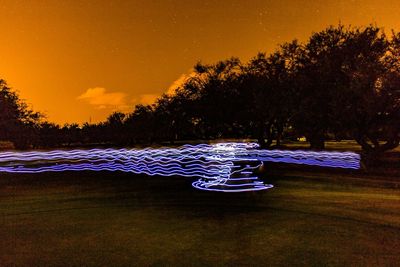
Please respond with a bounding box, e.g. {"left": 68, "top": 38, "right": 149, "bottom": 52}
{"left": 0, "top": 80, "right": 42, "bottom": 148}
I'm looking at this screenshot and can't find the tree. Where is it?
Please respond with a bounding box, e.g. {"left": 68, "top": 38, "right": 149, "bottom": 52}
{"left": 343, "top": 29, "right": 400, "bottom": 156}
{"left": 104, "top": 112, "right": 127, "bottom": 144}
{"left": 0, "top": 79, "right": 41, "bottom": 149}
{"left": 38, "top": 122, "right": 62, "bottom": 148}
{"left": 240, "top": 43, "right": 299, "bottom": 148}
{"left": 292, "top": 25, "right": 351, "bottom": 149}
{"left": 125, "top": 104, "right": 155, "bottom": 144}
{"left": 191, "top": 58, "right": 243, "bottom": 139}
{"left": 61, "top": 123, "right": 81, "bottom": 146}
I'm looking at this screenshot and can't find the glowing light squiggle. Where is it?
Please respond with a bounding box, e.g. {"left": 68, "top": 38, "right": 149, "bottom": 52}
{"left": 0, "top": 143, "right": 360, "bottom": 192}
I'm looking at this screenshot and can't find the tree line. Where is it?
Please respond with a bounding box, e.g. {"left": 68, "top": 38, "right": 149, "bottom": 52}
{"left": 1, "top": 24, "right": 399, "bottom": 157}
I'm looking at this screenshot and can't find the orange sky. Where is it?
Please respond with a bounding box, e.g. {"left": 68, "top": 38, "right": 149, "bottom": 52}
{"left": 1, "top": 0, "right": 399, "bottom": 124}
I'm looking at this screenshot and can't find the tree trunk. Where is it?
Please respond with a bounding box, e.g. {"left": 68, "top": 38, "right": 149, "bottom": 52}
{"left": 308, "top": 132, "right": 325, "bottom": 150}
{"left": 257, "top": 133, "right": 266, "bottom": 148}
{"left": 257, "top": 122, "right": 266, "bottom": 148}
{"left": 276, "top": 122, "right": 284, "bottom": 147}
{"left": 257, "top": 122, "right": 273, "bottom": 149}
{"left": 355, "top": 134, "right": 399, "bottom": 167}
{"left": 265, "top": 123, "right": 273, "bottom": 147}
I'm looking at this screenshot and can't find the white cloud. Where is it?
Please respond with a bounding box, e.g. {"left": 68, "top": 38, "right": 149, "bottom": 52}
{"left": 139, "top": 94, "right": 159, "bottom": 105}
{"left": 77, "top": 87, "right": 128, "bottom": 109}
{"left": 166, "top": 71, "right": 197, "bottom": 95}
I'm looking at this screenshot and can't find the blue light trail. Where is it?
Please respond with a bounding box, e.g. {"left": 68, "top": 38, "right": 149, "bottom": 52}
{"left": 0, "top": 143, "right": 360, "bottom": 192}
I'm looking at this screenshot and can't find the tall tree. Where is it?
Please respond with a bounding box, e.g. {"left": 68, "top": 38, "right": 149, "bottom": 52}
{"left": 343, "top": 28, "right": 400, "bottom": 156}
{"left": 0, "top": 79, "right": 41, "bottom": 149}
{"left": 292, "top": 25, "right": 351, "bottom": 149}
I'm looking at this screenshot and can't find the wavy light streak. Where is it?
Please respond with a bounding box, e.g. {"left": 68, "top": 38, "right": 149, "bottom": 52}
{"left": 0, "top": 143, "right": 360, "bottom": 192}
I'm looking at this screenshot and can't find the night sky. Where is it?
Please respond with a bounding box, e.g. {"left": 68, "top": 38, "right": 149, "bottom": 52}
{"left": 1, "top": 0, "right": 399, "bottom": 124}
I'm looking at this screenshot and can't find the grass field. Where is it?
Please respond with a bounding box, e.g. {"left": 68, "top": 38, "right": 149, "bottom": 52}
{"left": 1, "top": 161, "right": 400, "bottom": 266}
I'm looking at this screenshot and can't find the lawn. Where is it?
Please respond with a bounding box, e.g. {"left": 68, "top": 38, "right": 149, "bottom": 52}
{"left": 1, "top": 160, "right": 399, "bottom": 267}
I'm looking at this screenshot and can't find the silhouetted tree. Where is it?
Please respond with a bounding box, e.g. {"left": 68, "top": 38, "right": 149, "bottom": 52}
{"left": 341, "top": 28, "right": 400, "bottom": 156}
{"left": 0, "top": 79, "right": 41, "bottom": 149}
{"left": 38, "top": 122, "right": 62, "bottom": 148}
{"left": 191, "top": 58, "right": 242, "bottom": 139}
{"left": 125, "top": 104, "right": 154, "bottom": 144}
{"left": 103, "top": 112, "right": 126, "bottom": 144}
{"left": 291, "top": 25, "right": 352, "bottom": 149}
{"left": 61, "top": 123, "right": 81, "bottom": 146}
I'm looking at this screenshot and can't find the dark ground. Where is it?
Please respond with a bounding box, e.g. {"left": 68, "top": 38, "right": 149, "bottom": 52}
{"left": 1, "top": 159, "right": 399, "bottom": 266}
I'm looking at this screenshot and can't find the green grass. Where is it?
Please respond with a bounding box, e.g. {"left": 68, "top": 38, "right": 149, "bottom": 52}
{"left": 1, "top": 167, "right": 399, "bottom": 266}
